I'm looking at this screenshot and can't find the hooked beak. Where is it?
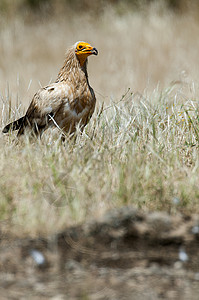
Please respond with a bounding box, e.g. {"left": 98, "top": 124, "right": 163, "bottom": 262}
{"left": 91, "top": 47, "right": 98, "bottom": 56}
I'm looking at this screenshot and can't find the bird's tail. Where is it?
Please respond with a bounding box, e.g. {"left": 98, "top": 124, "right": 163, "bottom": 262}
{"left": 2, "top": 116, "right": 25, "bottom": 133}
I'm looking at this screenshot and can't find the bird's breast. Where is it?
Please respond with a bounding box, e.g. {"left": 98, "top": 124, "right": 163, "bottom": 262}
{"left": 68, "top": 86, "right": 95, "bottom": 117}
{"left": 54, "top": 85, "right": 95, "bottom": 129}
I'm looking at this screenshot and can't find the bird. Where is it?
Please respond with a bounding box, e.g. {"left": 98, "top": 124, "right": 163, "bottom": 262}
{"left": 2, "top": 41, "right": 98, "bottom": 140}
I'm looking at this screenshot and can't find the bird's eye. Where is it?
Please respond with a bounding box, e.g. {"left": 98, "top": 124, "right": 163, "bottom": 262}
{"left": 78, "top": 45, "right": 83, "bottom": 50}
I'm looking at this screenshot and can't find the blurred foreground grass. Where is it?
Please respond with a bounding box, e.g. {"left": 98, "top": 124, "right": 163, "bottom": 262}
{"left": 0, "top": 83, "right": 199, "bottom": 237}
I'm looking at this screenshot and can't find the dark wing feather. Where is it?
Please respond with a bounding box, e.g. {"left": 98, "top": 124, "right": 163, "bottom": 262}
{"left": 2, "top": 116, "right": 25, "bottom": 133}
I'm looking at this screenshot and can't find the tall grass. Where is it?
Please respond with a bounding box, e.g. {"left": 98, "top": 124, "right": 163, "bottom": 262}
{"left": 0, "top": 7, "right": 199, "bottom": 237}
{"left": 0, "top": 82, "right": 199, "bottom": 237}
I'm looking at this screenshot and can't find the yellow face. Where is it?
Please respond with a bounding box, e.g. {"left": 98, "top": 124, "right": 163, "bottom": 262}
{"left": 75, "top": 41, "right": 98, "bottom": 66}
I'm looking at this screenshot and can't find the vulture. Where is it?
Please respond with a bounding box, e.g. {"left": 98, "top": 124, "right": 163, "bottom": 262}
{"left": 2, "top": 41, "right": 98, "bottom": 139}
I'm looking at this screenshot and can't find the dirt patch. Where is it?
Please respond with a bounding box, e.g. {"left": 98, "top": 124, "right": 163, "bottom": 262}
{"left": 0, "top": 207, "right": 199, "bottom": 299}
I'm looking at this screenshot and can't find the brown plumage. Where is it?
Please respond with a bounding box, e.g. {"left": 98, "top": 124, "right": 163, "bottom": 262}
{"left": 2, "top": 41, "right": 98, "bottom": 138}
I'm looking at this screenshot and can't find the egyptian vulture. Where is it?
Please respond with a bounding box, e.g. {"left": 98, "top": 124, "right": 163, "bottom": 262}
{"left": 2, "top": 41, "right": 98, "bottom": 139}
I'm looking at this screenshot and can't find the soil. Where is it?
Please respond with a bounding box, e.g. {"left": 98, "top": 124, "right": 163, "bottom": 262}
{"left": 0, "top": 207, "right": 199, "bottom": 299}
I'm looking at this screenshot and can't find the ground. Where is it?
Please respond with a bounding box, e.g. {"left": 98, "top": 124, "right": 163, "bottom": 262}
{"left": 0, "top": 207, "right": 199, "bottom": 299}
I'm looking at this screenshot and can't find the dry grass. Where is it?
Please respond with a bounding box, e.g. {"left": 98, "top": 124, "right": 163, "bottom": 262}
{"left": 2, "top": 5, "right": 199, "bottom": 100}
{"left": 0, "top": 6, "right": 199, "bottom": 237}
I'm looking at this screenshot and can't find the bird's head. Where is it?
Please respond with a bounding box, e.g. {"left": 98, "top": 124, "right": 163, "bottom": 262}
{"left": 75, "top": 41, "right": 98, "bottom": 67}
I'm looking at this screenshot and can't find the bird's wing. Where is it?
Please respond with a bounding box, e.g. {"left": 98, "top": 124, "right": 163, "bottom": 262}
{"left": 25, "top": 82, "right": 73, "bottom": 126}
